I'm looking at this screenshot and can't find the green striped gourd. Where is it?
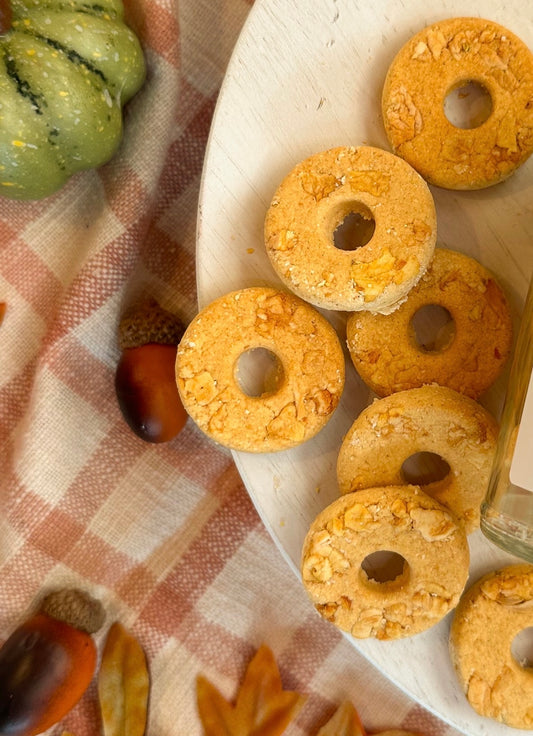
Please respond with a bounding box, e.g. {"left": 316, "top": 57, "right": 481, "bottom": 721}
{"left": 0, "top": 0, "right": 145, "bottom": 199}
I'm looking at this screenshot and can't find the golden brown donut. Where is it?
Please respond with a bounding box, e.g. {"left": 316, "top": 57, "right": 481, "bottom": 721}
{"left": 336, "top": 386, "right": 499, "bottom": 534}
{"left": 176, "top": 286, "right": 345, "bottom": 452}
{"left": 264, "top": 146, "right": 436, "bottom": 314}
{"left": 301, "top": 485, "right": 469, "bottom": 640}
{"left": 382, "top": 17, "right": 533, "bottom": 189}
{"left": 450, "top": 564, "right": 533, "bottom": 728}
{"left": 346, "top": 248, "right": 512, "bottom": 399}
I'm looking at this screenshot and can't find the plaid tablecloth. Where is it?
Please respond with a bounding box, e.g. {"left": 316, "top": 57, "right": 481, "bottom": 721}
{"left": 0, "top": 0, "right": 467, "bottom": 734}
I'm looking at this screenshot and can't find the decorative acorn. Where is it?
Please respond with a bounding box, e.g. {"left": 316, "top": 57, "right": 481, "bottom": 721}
{"left": 0, "top": 588, "right": 105, "bottom": 736}
{"left": 115, "top": 299, "right": 188, "bottom": 443}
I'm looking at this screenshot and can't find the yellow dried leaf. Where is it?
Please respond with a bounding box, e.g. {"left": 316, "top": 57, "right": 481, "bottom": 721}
{"left": 317, "top": 701, "right": 366, "bottom": 736}
{"left": 98, "top": 621, "right": 150, "bottom": 736}
{"left": 196, "top": 644, "right": 306, "bottom": 736}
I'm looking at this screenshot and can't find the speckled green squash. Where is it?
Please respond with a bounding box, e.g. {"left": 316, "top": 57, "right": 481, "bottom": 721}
{"left": 0, "top": 0, "right": 145, "bottom": 199}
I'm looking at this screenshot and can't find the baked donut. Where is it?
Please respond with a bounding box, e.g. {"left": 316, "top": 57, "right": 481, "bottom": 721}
{"left": 382, "top": 17, "right": 533, "bottom": 189}
{"left": 336, "top": 385, "right": 499, "bottom": 534}
{"left": 176, "top": 286, "right": 345, "bottom": 452}
{"left": 264, "top": 146, "right": 436, "bottom": 314}
{"left": 346, "top": 247, "right": 512, "bottom": 399}
{"left": 301, "top": 485, "right": 469, "bottom": 640}
{"left": 450, "top": 564, "right": 533, "bottom": 728}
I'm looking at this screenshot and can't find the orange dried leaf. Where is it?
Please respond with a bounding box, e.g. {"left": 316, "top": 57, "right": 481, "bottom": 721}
{"left": 197, "top": 644, "right": 306, "bottom": 736}
{"left": 98, "top": 622, "right": 150, "bottom": 736}
{"left": 317, "top": 700, "right": 366, "bottom": 736}
{"left": 0, "top": 303, "right": 5, "bottom": 325}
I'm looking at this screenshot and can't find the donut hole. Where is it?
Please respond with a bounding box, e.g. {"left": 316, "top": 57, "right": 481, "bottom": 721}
{"left": 333, "top": 203, "right": 376, "bottom": 251}
{"left": 401, "top": 451, "right": 451, "bottom": 487}
{"left": 410, "top": 304, "right": 456, "bottom": 353}
{"left": 361, "top": 550, "right": 408, "bottom": 585}
{"left": 235, "top": 348, "right": 284, "bottom": 397}
{"left": 511, "top": 627, "right": 533, "bottom": 668}
{"left": 443, "top": 79, "right": 493, "bottom": 129}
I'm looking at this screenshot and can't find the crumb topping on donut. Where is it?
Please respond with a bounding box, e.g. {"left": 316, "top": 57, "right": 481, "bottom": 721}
{"left": 385, "top": 86, "right": 423, "bottom": 147}
{"left": 480, "top": 568, "right": 533, "bottom": 606}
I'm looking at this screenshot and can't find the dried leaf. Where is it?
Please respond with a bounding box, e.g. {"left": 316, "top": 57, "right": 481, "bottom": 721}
{"left": 197, "top": 644, "right": 306, "bottom": 736}
{"left": 317, "top": 701, "right": 366, "bottom": 736}
{"left": 98, "top": 621, "right": 150, "bottom": 736}
{"left": 0, "top": 303, "right": 5, "bottom": 325}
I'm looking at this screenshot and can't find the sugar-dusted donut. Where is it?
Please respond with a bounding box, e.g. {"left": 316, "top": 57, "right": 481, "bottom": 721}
{"left": 264, "top": 146, "right": 436, "bottom": 314}
{"left": 382, "top": 17, "right": 533, "bottom": 189}
{"left": 301, "top": 485, "right": 469, "bottom": 640}
{"left": 176, "top": 286, "right": 345, "bottom": 452}
{"left": 336, "top": 385, "right": 499, "bottom": 534}
{"left": 450, "top": 564, "right": 533, "bottom": 728}
{"left": 346, "top": 248, "right": 512, "bottom": 399}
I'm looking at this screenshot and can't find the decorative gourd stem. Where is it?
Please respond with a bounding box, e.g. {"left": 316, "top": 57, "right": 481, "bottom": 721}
{"left": 0, "top": 0, "right": 11, "bottom": 35}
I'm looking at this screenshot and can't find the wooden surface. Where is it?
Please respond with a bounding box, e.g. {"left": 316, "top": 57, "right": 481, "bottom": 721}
{"left": 197, "top": 1, "right": 533, "bottom": 733}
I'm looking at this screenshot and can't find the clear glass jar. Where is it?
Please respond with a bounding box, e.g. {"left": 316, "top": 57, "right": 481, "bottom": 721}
{"left": 481, "top": 276, "right": 533, "bottom": 561}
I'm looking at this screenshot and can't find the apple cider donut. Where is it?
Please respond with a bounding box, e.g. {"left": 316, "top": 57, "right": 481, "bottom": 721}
{"left": 346, "top": 248, "right": 512, "bottom": 399}
{"left": 382, "top": 17, "right": 533, "bottom": 189}
{"left": 301, "top": 485, "right": 469, "bottom": 640}
{"left": 450, "top": 564, "right": 533, "bottom": 728}
{"left": 264, "top": 146, "right": 437, "bottom": 314}
{"left": 336, "top": 385, "right": 499, "bottom": 534}
{"left": 176, "top": 286, "right": 345, "bottom": 452}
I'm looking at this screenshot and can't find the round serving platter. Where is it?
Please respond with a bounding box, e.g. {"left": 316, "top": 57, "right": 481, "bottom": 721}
{"left": 196, "top": 1, "right": 533, "bottom": 733}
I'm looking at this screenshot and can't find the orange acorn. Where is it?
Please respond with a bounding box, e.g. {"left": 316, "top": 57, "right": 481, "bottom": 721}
{"left": 0, "top": 588, "right": 105, "bottom": 736}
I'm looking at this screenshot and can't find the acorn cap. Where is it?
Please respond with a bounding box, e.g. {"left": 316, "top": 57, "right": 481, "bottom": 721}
{"left": 119, "top": 299, "right": 185, "bottom": 350}
{"left": 40, "top": 588, "right": 106, "bottom": 634}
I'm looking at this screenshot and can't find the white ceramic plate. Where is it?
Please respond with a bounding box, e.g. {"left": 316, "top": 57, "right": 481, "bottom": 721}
{"left": 197, "top": 1, "right": 533, "bottom": 733}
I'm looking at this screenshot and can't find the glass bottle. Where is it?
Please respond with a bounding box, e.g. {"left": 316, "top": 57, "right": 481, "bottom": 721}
{"left": 481, "top": 276, "right": 533, "bottom": 561}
